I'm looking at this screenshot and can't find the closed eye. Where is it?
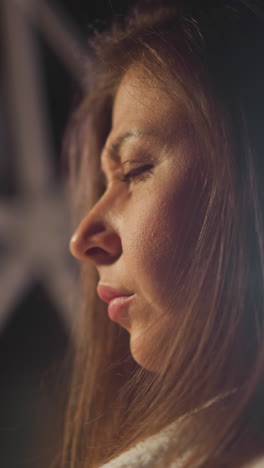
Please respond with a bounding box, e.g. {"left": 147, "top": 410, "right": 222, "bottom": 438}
{"left": 120, "top": 164, "right": 154, "bottom": 183}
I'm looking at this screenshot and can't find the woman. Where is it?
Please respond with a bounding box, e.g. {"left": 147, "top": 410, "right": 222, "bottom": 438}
{"left": 61, "top": 0, "right": 264, "bottom": 466}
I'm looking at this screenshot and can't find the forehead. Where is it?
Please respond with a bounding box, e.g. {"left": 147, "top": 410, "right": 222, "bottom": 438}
{"left": 109, "top": 66, "right": 186, "bottom": 146}
{"left": 112, "top": 66, "right": 180, "bottom": 130}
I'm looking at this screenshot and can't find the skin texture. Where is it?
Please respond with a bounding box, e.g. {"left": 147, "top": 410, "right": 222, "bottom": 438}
{"left": 70, "top": 66, "right": 202, "bottom": 370}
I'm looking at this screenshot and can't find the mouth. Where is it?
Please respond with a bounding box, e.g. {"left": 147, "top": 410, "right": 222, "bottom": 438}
{"left": 97, "top": 283, "right": 135, "bottom": 322}
{"left": 107, "top": 294, "right": 135, "bottom": 322}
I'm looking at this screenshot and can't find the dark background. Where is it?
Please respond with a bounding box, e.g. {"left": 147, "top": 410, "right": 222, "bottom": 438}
{"left": 0, "top": 1, "right": 130, "bottom": 467}
{"left": 42, "top": 0, "right": 130, "bottom": 173}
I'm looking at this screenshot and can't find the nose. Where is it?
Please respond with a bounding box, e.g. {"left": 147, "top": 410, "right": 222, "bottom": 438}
{"left": 69, "top": 210, "right": 122, "bottom": 266}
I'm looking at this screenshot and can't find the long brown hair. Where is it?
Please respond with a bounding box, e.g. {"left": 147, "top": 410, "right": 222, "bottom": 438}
{"left": 60, "top": 1, "right": 264, "bottom": 466}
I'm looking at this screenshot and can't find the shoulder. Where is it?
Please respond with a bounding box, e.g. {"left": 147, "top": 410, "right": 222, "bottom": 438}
{"left": 101, "top": 450, "right": 264, "bottom": 468}
{"left": 100, "top": 434, "right": 264, "bottom": 468}
{"left": 100, "top": 433, "right": 264, "bottom": 468}
{"left": 243, "top": 457, "right": 264, "bottom": 468}
{"left": 99, "top": 422, "right": 182, "bottom": 468}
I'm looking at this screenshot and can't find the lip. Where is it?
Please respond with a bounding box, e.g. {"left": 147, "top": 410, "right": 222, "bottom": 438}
{"left": 97, "top": 283, "right": 135, "bottom": 322}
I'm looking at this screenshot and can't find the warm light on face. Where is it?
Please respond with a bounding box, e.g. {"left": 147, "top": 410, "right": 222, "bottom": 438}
{"left": 70, "top": 66, "right": 203, "bottom": 370}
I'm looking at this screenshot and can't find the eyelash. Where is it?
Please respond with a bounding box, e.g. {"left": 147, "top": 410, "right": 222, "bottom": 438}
{"left": 119, "top": 164, "right": 154, "bottom": 183}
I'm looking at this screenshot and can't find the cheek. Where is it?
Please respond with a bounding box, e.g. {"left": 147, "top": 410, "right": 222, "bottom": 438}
{"left": 123, "top": 192, "right": 182, "bottom": 309}
{"left": 122, "top": 167, "right": 200, "bottom": 311}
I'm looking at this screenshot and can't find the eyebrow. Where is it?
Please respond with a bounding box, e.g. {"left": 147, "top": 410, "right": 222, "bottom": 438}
{"left": 104, "top": 129, "right": 155, "bottom": 161}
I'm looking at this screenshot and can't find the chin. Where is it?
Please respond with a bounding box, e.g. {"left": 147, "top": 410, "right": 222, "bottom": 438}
{"left": 129, "top": 332, "right": 163, "bottom": 372}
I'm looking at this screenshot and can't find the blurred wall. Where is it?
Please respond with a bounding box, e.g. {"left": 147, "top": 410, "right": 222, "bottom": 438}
{"left": 0, "top": 1, "right": 129, "bottom": 466}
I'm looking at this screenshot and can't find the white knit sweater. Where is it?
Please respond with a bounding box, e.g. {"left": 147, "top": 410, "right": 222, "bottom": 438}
{"left": 99, "top": 391, "right": 264, "bottom": 468}
{"left": 99, "top": 421, "right": 186, "bottom": 468}
{"left": 101, "top": 427, "right": 264, "bottom": 468}
{"left": 99, "top": 423, "right": 264, "bottom": 468}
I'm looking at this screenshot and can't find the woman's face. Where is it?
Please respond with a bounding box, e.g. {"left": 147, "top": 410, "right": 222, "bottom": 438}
{"left": 70, "top": 66, "right": 201, "bottom": 370}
